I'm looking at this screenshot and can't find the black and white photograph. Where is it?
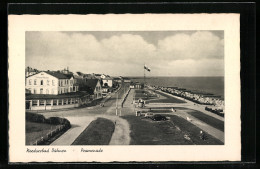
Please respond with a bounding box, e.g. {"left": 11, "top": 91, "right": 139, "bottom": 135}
{"left": 25, "top": 31, "right": 225, "bottom": 146}
{"left": 8, "top": 14, "right": 241, "bottom": 162}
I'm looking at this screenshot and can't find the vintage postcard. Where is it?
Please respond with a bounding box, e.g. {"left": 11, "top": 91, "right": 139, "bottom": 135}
{"left": 8, "top": 14, "right": 240, "bottom": 162}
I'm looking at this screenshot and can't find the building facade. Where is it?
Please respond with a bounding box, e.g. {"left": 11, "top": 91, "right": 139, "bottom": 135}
{"left": 102, "top": 77, "right": 114, "bottom": 87}
{"left": 85, "top": 79, "right": 103, "bottom": 100}
{"left": 25, "top": 71, "right": 78, "bottom": 95}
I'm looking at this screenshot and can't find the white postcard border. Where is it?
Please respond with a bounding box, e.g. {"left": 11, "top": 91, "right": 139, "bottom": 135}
{"left": 8, "top": 14, "right": 240, "bottom": 162}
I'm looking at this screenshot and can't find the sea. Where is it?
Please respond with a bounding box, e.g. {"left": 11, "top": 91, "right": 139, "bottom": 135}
{"left": 130, "top": 76, "right": 224, "bottom": 99}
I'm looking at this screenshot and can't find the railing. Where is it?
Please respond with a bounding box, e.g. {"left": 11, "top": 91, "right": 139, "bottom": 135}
{"left": 31, "top": 125, "right": 66, "bottom": 145}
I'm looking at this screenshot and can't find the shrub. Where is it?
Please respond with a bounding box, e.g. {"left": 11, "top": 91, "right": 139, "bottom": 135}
{"left": 26, "top": 112, "right": 71, "bottom": 128}
{"left": 26, "top": 112, "right": 46, "bottom": 123}
{"left": 45, "top": 117, "right": 71, "bottom": 128}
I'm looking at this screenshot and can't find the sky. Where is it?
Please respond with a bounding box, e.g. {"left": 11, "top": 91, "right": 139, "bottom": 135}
{"left": 26, "top": 31, "right": 224, "bottom": 77}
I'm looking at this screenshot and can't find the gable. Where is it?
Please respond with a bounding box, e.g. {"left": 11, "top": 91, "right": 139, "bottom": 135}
{"left": 26, "top": 71, "right": 58, "bottom": 80}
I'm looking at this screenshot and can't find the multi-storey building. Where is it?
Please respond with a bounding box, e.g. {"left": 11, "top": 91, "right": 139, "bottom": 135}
{"left": 25, "top": 71, "right": 78, "bottom": 95}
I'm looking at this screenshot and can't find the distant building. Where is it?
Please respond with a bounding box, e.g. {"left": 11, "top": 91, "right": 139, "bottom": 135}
{"left": 130, "top": 82, "right": 143, "bottom": 89}
{"left": 85, "top": 79, "right": 102, "bottom": 100}
{"left": 114, "top": 77, "right": 122, "bottom": 83}
{"left": 102, "top": 77, "right": 114, "bottom": 87}
{"left": 25, "top": 71, "right": 79, "bottom": 95}
{"left": 93, "top": 73, "right": 102, "bottom": 79}
{"left": 25, "top": 66, "right": 39, "bottom": 77}
{"left": 123, "top": 77, "right": 131, "bottom": 83}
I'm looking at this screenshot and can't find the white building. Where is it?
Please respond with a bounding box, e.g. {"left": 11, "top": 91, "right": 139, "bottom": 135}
{"left": 102, "top": 77, "right": 114, "bottom": 87}
{"left": 25, "top": 71, "right": 78, "bottom": 95}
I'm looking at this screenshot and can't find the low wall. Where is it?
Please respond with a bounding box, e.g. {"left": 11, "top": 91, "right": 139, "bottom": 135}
{"left": 30, "top": 103, "right": 80, "bottom": 111}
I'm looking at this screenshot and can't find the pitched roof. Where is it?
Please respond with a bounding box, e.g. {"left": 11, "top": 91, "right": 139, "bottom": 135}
{"left": 45, "top": 71, "right": 69, "bottom": 79}
{"left": 85, "top": 79, "right": 99, "bottom": 88}
{"left": 63, "top": 73, "right": 74, "bottom": 79}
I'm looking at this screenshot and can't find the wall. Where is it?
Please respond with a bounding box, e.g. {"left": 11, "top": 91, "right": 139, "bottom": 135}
{"left": 26, "top": 72, "right": 59, "bottom": 95}
{"left": 102, "top": 79, "right": 113, "bottom": 87}
{"left": 30, "top": 103, "right": 80, "bottom": 110}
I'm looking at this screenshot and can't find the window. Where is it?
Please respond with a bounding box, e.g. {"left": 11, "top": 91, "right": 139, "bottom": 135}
{"left": 39, "top": 100, "right": 45, "bottom": 106}
{"left": 40, "top": 88, "right": 43, "bottom": 94}
{"left": 51, "top": 89, "right": 54, "bottom": 94}
{"left": 46, "top": 100, "right": 52, "bottom": 105}
{"left": 58, "top": 99, "right": 62, "bottom": 105}
{"left": 32, "top": 100, "right": 38, "bottom": 106}
{"left": 63, "top": 99, "right": 68, "bottom": 105}
{"left": 34, "top": 79, "right": 37, "bottom": 85}
{"left": 34, "top": 89, "right": 37, "bottom": 94}
{"left": 52, "top": 80, "right": 55, "bottom": 86}
{"left": 40, "top": 80, "right": 43, "bottom": 85}
{"left": 46, "top": 89, "right": 49, "bottom": 94}
{"left": 53, "top": 99, "right": 57, "bottom": 105}
{"left": 29, "top": 79, "right": 32, "bottom": 85}
{"left": 47, "top": 80, "right": 49, "bottom": 85}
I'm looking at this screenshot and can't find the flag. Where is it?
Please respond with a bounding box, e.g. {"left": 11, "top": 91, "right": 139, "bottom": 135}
{"left": 144, "top": 65, "right": 151, "bottom": 72}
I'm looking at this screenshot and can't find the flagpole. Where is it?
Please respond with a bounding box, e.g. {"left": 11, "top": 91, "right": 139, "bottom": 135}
{"left": 144, "top": 63, "right": 145, "bottom": 87}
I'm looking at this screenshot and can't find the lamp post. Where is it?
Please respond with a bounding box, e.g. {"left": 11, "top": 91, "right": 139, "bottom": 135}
{"left": 116, "top": 92, "right": 118, "bottom": 116}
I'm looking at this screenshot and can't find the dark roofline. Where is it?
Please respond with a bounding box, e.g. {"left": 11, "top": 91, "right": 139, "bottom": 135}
{"left": 26, "top": 71, "right": 70, "bottom": 79}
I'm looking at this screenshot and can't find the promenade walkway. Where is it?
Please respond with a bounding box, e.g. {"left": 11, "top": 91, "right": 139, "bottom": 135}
{"left": 152, "top": 90, "right": 224, "bottom": 121}
{"left": 51, "top": 116, "right": 97, "bottom": 145}
{"left": 41, "top": 83, "right": 131, "bottom": 145}
{"left": 145, "top": 89, "right": 225, "bottom": 143}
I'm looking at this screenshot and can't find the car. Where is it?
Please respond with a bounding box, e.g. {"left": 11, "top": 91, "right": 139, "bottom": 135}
{"left": 144, "top": 112, "right": 153, "bottom": 118}
{"left": 151, "top": 114, "right": 167, "bottom": 121}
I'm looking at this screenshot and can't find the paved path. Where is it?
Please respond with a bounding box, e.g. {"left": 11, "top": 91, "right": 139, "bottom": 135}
{"left": 51, "top": 116, "right": 97, "bottom": 145}
{"left": 174, "top": 109, "right": 224, "bottom": 142}
{"left": 41, "top": 83, "right": 131, "bottom": 145}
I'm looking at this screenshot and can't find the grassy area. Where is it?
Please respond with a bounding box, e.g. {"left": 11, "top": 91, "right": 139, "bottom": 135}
{"left": 134, "top": 90, "right": 158, "bottom": 101}
{"left": 184, "top": 109, "right": 224, "bottom": 132}
{"left": 122, "top": 115, "right": 223, "bottom": 145}
{"left": 72, "top": 118, "right": 115, "bottom": 145}
{"left": 168, "top": 115, "right": 223, "bottom": 144}
{"left": 26, "top": 122, "right": 60, "bottom": 145}
{"left": 147, "top": 90, "right": 186, "bottom": 104}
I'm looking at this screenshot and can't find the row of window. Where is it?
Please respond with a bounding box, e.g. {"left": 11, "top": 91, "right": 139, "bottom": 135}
{"left": 28, "top": 79, "right": 56, "bottom": 86}
{"left": 28, "top": 87, "right": 77, "bottom": 94}
{"left": 28, "top": 88, "right": 56, "bottom": 94}
{"left": 59, "top": 79, "right": 74, "bottom": 86}
{"left": 28, "top": 79, "right": 74, "bottom": 86}
{"left": 31, "top": 98, "right": 79, "bottom": 106}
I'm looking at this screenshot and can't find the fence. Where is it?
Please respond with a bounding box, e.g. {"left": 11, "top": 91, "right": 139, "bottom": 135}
{"left": 31, "top": 124, "right": 67, "bottom": 145}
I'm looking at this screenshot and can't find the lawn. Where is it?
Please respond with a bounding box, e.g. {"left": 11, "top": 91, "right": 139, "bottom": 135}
{"left": 145, "top": 90, "right": 186, "bottom": 104}
{"left": 134, "top": 90, "right": 158, "bottom": 101}
{"left": 122, "top": 115, "right": 223, "bottom": 145}
{"left": 168, "top": 115, "right": 223, "bottom": 145}
{"left": 26, "top": 121, "right": 60, "bottom": 145}
{"left": 72, "top": 118, "right": 115, "bottom": 145}
{"left": 184, "top": 109, "right": 224, "bottom": 132}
